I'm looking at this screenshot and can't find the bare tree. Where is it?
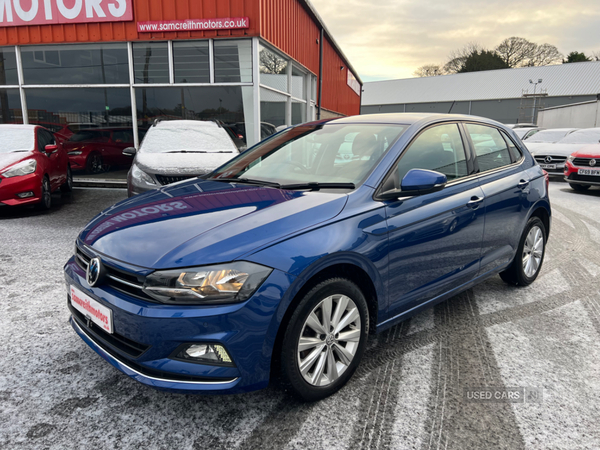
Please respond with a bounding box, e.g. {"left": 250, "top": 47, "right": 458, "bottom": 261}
{"left": 443, "top": 42, "right": 483, "bottom": 74}
{"left": 527, "top": 43, "right": 563, "bottom": 66}
{"left": 259, "top": 49, "right": 287, "bottom": 74}
{"left": 495, "top": 37, "right": 536, "bottom": 68}
{"left": 592, "top": 51, "right": 600, "bottom": 61}
{"left": 413, "top": 64, "right": 445, "bottom": 77}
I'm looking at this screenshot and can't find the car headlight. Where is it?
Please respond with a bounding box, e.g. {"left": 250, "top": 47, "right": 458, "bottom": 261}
{"left": 131, "top": 164, "right": 157, "bottom": 186}
{"left": 1, "top": 159, "right": 37, "bottom": 178}
{"left": 143, "top": 262, "right": 273, "bottom": 305}
{"left": 68, "top": 150, "right": 82, "bottom": 155}
{"left": 567, "top": 155, "right": 575, "bottom": 162}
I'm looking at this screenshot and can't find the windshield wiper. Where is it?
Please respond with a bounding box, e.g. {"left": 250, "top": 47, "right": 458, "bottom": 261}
{"left": 166, "top": 150, "right": 208, "bottom": 153}
{"left": 207, "top": 177, "right": 281, "bottom": 188}
{"left": 279, "top": 182, "right": 355, "bottom": 191}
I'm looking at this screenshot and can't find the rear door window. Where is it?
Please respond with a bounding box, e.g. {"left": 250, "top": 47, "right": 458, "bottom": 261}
{"left": 465, "top": 124, "right": 513, "bottom": 172}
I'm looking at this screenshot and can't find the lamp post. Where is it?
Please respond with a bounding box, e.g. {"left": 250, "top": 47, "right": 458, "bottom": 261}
{"left": 529, "top": 78, "right": 542, "bottom": 124}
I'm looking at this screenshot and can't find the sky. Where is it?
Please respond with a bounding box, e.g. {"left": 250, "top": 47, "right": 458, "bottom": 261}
{"left": 310, "top": 0, "right": 600, "bottom": 82}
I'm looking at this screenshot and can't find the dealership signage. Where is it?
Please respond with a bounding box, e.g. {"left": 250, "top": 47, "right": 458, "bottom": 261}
{"left": 0, "top": 0, "right": 133, "bottom": 27}
{"left": 137, "top": 17, "right": 250, "bottom": 33}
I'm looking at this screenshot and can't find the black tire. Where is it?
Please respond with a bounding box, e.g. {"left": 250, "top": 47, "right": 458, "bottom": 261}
{"left": 61, "top": 165, "right": 73, "bottom": 192}
{"left": 86, "top": 152, "right": 103, "bottom": 174}
{"left": 569, "top": 183, "right": 590, "bottom": 192}
{"left": 37, "top": 176, "right": 52, "bottom": 210}
{"left": 500, "top": 216, "right": 546, "bottom": 286}
{"left": 280, "top": 278, "right": 369, "bottom": 401}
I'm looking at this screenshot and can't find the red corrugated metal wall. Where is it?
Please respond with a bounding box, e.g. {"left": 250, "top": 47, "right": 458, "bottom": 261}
{"left": 0, "top": 0, "right": 261, "bottom": 45}
{"left": 259, "top": 0, "right": 361, "bottom": 116}
{"left": 0, "top": 0, "right": 360, "bottom": 116}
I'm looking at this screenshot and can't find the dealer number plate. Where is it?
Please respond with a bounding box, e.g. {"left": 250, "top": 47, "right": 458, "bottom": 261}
{"left": 70, "top": 285, "right": 113, "bottom": 334}
{"left": 578, "top": 168, "right": 600, "bottom": 176}
{"left": 539, "top": 164, "right": 556, "bottom": 169}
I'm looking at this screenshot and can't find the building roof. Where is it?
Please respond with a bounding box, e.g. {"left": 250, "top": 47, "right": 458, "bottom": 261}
{"left": 362, "top": 61, "right": 600, "bottom": 105}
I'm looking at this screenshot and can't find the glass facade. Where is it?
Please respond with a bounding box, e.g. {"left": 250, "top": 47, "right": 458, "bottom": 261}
{"left": 0, "top": 38, "right": 316, "bottom": 161}
{"left": 21, "top": 43, "right": 129, "bottom": 85}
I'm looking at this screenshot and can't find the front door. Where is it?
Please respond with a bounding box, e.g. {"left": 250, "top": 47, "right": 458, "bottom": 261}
{"left": 383, "top": 123, "right": 485, "bottom": 320}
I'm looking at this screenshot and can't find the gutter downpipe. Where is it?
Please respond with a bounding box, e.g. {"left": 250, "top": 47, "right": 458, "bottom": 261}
{"left": 317, "top": 27, "right": 324, "bottom": 120}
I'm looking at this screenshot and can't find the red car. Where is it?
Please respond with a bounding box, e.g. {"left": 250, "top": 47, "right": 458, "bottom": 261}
{"left": 564, "top": 144, "right": 600, "bottom": 191}
{"left": 0, "top": 124, "right": 72, "bottom": 209}
{"left": 63, "top": 128, "right": 139, "bottom": 174}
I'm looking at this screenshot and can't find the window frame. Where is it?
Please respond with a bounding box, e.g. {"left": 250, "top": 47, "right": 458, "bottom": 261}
{"left": 375, "top": 121, "right": 475, "bottom": 200}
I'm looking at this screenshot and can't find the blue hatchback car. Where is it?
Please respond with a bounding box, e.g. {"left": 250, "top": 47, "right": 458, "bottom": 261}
{"left": 64, "top": 114, "right": 551, "bottom": 401}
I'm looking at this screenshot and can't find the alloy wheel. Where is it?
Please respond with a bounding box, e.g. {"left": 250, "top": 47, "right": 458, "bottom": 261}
{"left": 297, "top": 294, "right": 361, "bottom": 387}
{"left": 522, "top": 225, "right": 544, "bottom": 277}
{"left": 42, "top": 178, "right": 51, "bottom": 208}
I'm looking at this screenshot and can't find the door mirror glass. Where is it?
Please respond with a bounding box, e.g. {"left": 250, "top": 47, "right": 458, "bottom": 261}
{"left": 123, "top": 147, "right": 136, "bottom": 157}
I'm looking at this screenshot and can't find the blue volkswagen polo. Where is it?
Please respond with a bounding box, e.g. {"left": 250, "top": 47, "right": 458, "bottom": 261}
{"left": 64, "top": 114, "right": 550, "bottom": 401}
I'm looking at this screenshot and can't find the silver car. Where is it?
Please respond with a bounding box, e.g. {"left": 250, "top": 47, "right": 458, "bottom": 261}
{"left": 125, "top": 120, "right": 239, "bottom": 197}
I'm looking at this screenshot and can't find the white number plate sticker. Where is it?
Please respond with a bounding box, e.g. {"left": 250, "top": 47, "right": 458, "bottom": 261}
{"left": 578, "top": 168, "right": 600, "bottom": 176}
{"left": 539, "top": 164, "right": 556, "bottom": 169}
{"left": 70, "top": 285, "right": 113, "bottom": 334}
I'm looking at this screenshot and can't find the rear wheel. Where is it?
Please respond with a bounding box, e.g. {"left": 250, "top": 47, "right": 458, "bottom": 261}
{"left": 569, "top": 183, "right": 590, "bottom": 192}
{"left": 500, "top": 216, "right": 546, "bottom": 286}
{"left": 281, "top": 278, "right": 369, "bottom": 401}
{"left": 37, "top": 176, "right": 52, "bottom": 210}
{"left": 86, "top": 153, "right": 103, "bottom": 174}
{"left": 61, "top": 165, "right": 73, "bottom": 192}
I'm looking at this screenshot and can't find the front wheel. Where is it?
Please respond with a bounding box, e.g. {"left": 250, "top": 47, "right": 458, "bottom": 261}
{"left": 569, "top": 183, "right": 590, "bottom": 192}
{"left": 86, "top": 153, "right": 103, "bottom": 174}
{"left": 61, "top": 166, "right": 73, "bottom": 192}
{"left": 281, "top": 278, "right": 369, "bottom": 401}
{"left": 37, "top": 176, "right": 52, "bottom": 210}
{"left": 500, "top": 216, "right": 546, "bottom": 286}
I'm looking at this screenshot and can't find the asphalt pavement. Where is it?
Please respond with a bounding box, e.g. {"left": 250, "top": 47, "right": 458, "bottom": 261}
{"left": 1, "top": 183, "right": 600, "bottom": 450}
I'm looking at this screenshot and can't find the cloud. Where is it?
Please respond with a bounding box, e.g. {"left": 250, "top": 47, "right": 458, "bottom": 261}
{"left": 311, "top": 0, "right": 600, "bottom": 79}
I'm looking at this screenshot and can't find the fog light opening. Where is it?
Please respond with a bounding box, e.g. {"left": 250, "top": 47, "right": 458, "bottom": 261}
{"left": 17, "top": 191, "right": 34, "bottom": 198}
{"left": 177, "top": 343, "right": 234, "bottom": 366}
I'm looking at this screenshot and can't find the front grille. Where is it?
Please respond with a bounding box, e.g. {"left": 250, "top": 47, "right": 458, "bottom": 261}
{"left": 535, "top": 155, "right": 567, "bottom": 164}
{"left": 75, "top": 246, "right": 156, "bottom": 302}
{"left": 572, "top": 157, "right": 598, "bottom": 167}
{"left": 155, "top": 174, "right": 198, "bottom": 186}
{"left": 68, "top": 297, "right": 150, "bottom": 358}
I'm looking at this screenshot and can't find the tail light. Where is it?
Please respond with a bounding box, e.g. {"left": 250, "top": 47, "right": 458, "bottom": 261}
{"left": 542, "top": 169, "right": 549, "bottom": 190}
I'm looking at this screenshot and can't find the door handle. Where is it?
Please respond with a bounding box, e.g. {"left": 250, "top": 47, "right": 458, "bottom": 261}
{"left": 517, "top": 180, "right": 529, "bottom": 189}
{"left": 467, "top": 196, "right": 484, "bottom": 209}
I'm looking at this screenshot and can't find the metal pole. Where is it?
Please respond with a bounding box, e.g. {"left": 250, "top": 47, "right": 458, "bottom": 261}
{"left": 532, "top": 83, "right": 537, "bottom": 124}
{"left": 317, "top": 28, "right": 323, "bottom": 120}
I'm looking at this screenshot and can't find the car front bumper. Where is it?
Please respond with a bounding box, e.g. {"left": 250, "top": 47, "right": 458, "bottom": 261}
{"left": 0, "top": 172, "right": 43, "bottom": 206}
{"left": 64, "top": 256, "right": 295, "bottom": 394}
{"left": 564, "top": 161, "right": 600, "bottom": 186}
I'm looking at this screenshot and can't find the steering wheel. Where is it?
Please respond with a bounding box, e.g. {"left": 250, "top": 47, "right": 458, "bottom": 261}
{"left": 283, "top": 160, "right": 310, "bottom": 173}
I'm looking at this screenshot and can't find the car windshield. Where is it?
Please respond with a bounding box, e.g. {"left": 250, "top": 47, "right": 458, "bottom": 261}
{"left": 527, "top": 129, "right": 574, "bottom": 143}
{"left": 0, "top": 128, "right": 34, "bottom": 153}
{"left": 514, "top": 128, "right": 535, "bottom": 138}
{"left": 141, "top": 122, "right": 237, "bottom": 154}
{"left": 557, "top": 128, "right": 600, "bottom": 144}
{"left": 209, "top": 123, "right": 407, "bottom": 186}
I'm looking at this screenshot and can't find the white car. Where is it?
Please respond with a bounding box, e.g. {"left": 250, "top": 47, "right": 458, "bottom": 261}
{"left": 125, "top": 120, "right": 239, "bottom": 196}
{"left": 514, "top": 127, "right": 541, "bottom": 140}
{"left": 528, "top": 128, "right": 600, "bottom": 176}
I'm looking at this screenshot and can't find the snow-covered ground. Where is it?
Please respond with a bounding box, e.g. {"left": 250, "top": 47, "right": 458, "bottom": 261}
{"left": 1, "top": 183, "right": 600, "bottom": 450}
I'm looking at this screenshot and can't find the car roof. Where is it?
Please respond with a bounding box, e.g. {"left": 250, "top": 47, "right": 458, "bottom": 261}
{"left": 154, "top": 120, "right": 219, "bottom": 129}
{"left": 0, "top": 124, "right": 38, "bottom": 131}
{"left": 310, "top": 113, "right": 506, "bottom": 128}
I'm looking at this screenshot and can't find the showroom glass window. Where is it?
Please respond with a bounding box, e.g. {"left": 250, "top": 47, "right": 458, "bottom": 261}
{"left": 0, "top": 88, "right": 22, "bottom": 124}
{"left": 390, "top": 124, "right": 469, "bottom": 187}
{"left": 213, "top": 40, "right": 252, "bottom": 83}
{"left": 173, "top": 41, "right": 210, "bottom": 84}
{"left": 133, "top": 42, "right": 169, "bottom": 84}
{"left": 21, "top": 43, "right": 129, "bottom": 85}
{"left": 465, "top": 124, "right": 513, "bottom": 172}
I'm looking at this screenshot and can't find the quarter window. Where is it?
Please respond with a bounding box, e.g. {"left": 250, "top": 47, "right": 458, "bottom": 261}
{"left": 500, "top": 131, "right": 523, "bottom": 162}
{"left": 384, "top": 124, "right": 469, "bottom": 191}
{"left": 465, "top": 124, "right": 513, "bottom": 172}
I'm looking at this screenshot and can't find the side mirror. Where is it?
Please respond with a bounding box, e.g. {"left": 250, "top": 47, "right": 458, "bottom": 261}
{"left": 44, "top": 144, "right": 58, "bottom": 154}
{"left": 378, "top": 169, "right": 447, "bottom": 200}
{"left": 123, "top": 147, "right": 137, "bottom": 157}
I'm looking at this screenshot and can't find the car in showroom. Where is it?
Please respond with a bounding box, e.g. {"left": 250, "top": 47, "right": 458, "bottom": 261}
{"left": 63, "top": 128, "right": 139, "bottom": 174}
{"left": 528, "top": 127, "right": 600, "bottom": 176}
{"left": 0, "top": 124, "right": 71, "bottom": 209}
{"left": 64, "top": 113, "right": 550, "bottom": 401}
{"left": 563, "top": 143, "right": 600, "bottom": 191}
{"left": 125, "top": 120, "right": 239, "bottom": 197}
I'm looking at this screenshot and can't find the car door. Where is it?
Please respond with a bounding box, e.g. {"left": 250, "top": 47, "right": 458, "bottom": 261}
{"left": 382, "top": 123, "right": 485, "bottom": 319}
{"left": 109, "top": 130, "right": 134, "bottom": 166}
{"left": 463, "top": 123, "right": 532, "bottom": 275}
{"left": 36, "top": 128, "right": 60, "bottom": 188}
